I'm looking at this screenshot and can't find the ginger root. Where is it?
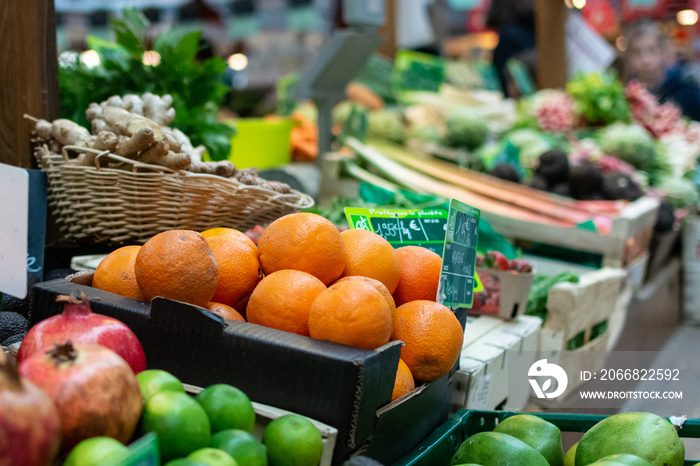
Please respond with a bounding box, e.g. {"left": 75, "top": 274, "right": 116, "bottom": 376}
{"left": 114, "top": 127, "right": 156, "bottom": 158}
{"left": 49, "top": 119, "right": 92, "bottom": 147}
{"left": 187, "top": 160, "right": 236, "bottom": 177}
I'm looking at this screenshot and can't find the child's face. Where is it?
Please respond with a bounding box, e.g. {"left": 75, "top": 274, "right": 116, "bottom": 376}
{"left": 625, "top": 33, "right": 667, "bottom": 88}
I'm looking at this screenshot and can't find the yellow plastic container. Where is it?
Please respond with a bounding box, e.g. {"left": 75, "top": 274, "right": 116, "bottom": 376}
{"left": 222, "top": 118, "right": 296, "bottom": 169}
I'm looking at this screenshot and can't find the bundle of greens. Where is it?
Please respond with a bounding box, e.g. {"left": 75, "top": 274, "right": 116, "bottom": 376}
{"left": 525, "top": 271, "right": 580, "bottom": 322}
{"left": 58, "top": 9, "right": 234, "bottom": 161}
{"left": 566, "top": 72, "right": 631, "bottom": 127}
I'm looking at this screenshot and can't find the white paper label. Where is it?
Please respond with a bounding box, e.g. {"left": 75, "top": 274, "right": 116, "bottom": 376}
{"left": 468, "top": 373, "right": 493, "bottom": 410}
{"left": 0, "top": 164, "right": 28, "bottom": 299}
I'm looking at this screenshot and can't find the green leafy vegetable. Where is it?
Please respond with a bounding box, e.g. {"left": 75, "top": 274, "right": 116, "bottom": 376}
{"left": 58, "top": 8, "right": 235, "bottom": 161}
{"left": 566, "top": 72, "right": 631, "bottom": 126}
{"left": 596, "top": 123, "right": 657, "bottom": 172}
{"left": 444, "top": 112, "right": 489, "bottom": 151}
{"left": 368, "top": 109, "right": 406, "bottom": 144}
{"left": 525, "top": 271, "right": 580, "bottom": 322}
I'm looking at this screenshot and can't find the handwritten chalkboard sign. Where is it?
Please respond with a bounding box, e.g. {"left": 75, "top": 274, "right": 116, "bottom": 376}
{"left": 437, "top": 199, "right": 480, "bottom": 308}
{"left": 344, "top": 207, "right": 448, "bottom": 255}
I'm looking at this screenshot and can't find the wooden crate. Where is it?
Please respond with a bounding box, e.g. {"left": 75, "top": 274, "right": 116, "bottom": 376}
{"left": 534, "top": 268, "right": 627, "bottom": 404}
{"left": 318, "top": 152, "right": 659, "bottom": 271}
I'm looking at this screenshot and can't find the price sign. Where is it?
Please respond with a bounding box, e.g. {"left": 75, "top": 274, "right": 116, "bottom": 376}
{"left": 437, "top": 199, "right": 480, "bottom": 308}
{"left": 345, "top": 207, "right": 449, "bottom": 256}
{"left": 392, "top": 50, "right": 446, "bottom": 93}
{"left": 0, "top": 164, "right": 28, "bottom": 299}
{"left": 345, "top": 203, "right": 482, "bottom": 300}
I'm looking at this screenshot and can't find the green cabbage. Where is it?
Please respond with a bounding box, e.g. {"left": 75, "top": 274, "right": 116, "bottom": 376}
{"left": 656, "top": 176, "right": 699, "bottom": 209}
{"left": 502, "top": 129, "right": 552, "bottom": 168}
{"left": 597, "top": 123, "right": 657, "bottom": 171}
{"left": 444, "top": 112, "right": 489, "bottom": 151}
{"left": 407, "top": 125, "right": 443, "bottom": 145}
{"left": 368, "top": 109, "right": 406, "bottom": 144}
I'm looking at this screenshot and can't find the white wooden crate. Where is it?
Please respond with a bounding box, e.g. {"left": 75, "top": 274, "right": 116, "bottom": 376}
{"left": 535, "top": 267, "right": 627, "bottom": 405}
{"left": 185, "top": 384, "right": 338, "bottom": 466}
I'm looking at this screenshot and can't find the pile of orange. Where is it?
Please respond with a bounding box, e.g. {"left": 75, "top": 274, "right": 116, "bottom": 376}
{"left": 92, "top": 212, "right": 464, "bottom": 403}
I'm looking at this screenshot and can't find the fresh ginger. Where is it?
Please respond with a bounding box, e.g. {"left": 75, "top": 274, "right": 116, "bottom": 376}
{"left": 32, "top": 118, "right": 92, "bottom": 148}
{"left": 114, "top": 127, "right": 156, "bottom": 158}
{"left": 142, "top": 93, "right": 175, "bottom": 126}
{"left": 187, "top": 160, "right": 236, "bottom": 177}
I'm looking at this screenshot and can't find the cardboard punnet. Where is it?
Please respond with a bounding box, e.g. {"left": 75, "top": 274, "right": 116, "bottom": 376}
{"left": 470, "top": 268, "right": 534, "bottom": 319}
{"left": 29, "top": 273, "right": 461, "bottom": 465}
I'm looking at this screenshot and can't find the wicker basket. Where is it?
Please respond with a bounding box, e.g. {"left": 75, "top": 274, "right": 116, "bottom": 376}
{"left": 35, "top": 145, "right": 314, "bottom": 245}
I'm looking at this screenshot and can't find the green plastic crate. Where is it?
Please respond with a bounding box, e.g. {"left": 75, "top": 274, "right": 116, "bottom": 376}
{"left": 392, "top": 410, "right": 700, "bottom": 466}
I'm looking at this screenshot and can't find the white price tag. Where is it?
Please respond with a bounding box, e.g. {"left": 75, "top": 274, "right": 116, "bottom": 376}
{"left": 468, "top": 373, "right": 492, "bottom": 410}
{"left": 0, "top": 164, "right": 28, "bottom": 299}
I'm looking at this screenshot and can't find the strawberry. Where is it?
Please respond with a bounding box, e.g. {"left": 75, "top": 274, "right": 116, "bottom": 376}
{"left": 482, "top": 251, "right": 509, "bottom": 270}
{"left": 492, "top": 251, "right": 509, "bottom": 270}
{"left": 509, "top": 259, "right": 533, "bottom": 274}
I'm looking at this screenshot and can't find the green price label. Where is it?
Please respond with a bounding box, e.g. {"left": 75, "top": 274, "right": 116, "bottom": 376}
{"left": 345, "top": 206, "right": 449, "bottom": 256}
{"left": 109, "top": 433, "right": 159, "bottom": 466}
{"left": 437, "top": 199, "right": 480, "bottom": 309}
{"left": 392, "top": 50, "right": 446, "bottom": 93}
{"left": 345, "top": 205, "right": 481, "bottom": 298}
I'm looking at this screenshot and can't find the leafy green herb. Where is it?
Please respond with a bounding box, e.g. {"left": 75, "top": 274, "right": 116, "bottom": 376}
{"left": 566, "top": 72, "right": 631, "bottom": 127}
{"left": 58, "top": 8, "right": 235, "bottom": 161}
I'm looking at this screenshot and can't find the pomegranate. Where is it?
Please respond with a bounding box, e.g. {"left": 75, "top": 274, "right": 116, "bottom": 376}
{"left": 0, "top": 351, "right": 61, "bottom": 466}
{"left": 17, "top": 292, "right": 146, "bottom": 373}
{"left": 19, "top": 341, "right": 143, "bottom": 452}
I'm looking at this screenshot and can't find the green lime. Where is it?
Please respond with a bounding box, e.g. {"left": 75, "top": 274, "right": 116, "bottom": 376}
{"left": 195, "top": 384, "right": 255, "bottom": 433}
{"left": 141, "top": 391, "right": 211, "bottom": 461}
{"left": 564, "top": 442, "right": 577, "bottom": 466}
{"left": 64, "top": 437, "right": 130, "bottom": 466}
{"left": 262, "top": 415, "right": 323, "bottom": 466}
{"left": 211, "top": 429, "right": 268, "bottom": 466}
{"left": 164, "top": 460, "right": 210, "bottom": 466}
{"left": 188, "top": 448, "right": 238, "bottom": 466}
{"left": 136, "top": 369, "right": 185, "bottom": 400}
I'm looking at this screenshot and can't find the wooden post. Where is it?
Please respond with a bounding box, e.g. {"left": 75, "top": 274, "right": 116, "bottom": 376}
{"left": 378, "top": 0, "right": 397, "bottom": 59}
{"left": 535, "top": 0, "right": 568, "bottom": 89}
{"left": 0, "top": 0, "right": 60, "bottom": 168}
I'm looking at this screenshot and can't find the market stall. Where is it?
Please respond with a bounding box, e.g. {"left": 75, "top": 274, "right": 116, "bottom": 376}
{"left": 2, "top": 1, "right": 700, "bottom": 465}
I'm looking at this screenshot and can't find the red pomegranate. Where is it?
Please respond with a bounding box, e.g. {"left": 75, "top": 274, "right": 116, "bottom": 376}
{"left": 17, "top": 292, "right": 146, "bottom": 373}
{"left": 0, "top": 351, "right": 61, "bottom": 466}
{"left": 19, "top": 341, "right": 143, "bottom": 452}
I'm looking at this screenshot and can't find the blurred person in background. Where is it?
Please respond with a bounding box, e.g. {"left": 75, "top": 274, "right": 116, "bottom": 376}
{"left": 623, "top": 18, "right": 700, "bottom": 120}
{"left": 485, "top": 0, "right": 536, "bottom": 98}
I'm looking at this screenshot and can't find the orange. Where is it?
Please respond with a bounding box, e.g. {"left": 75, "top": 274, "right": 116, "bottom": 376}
{"left": 391, "top": 300, "right": 464, "bottom": 383}
{"left": 333, "top": 275, "right": 396, "bottom": 331}
{"left": 201, "top": 227, "right": 257, "bottom": 252}
{"left": 258, "top": 213, "right": 346, "bottom": 285}
{"left": 135, "top": 230, "right": 219, "bottom": 307}
{"left": 93, "top": 245, "right": 145, "bottom": 300}
{"left": 308, "top": 280, "right": 392, "bottom": 350}
{"left": 205, "top": 302, "right": 245, "bottom": 322}
{"left": 392, "top": 359, "right": 416, "bottom": 401}
{"left": 340, "top": 229, "right": 400, "bottom": 293}
{"left": 393, "top": 246, "right": 442, "bottom": 306}
{"left": 206, "top": 235, "right": 263, "bottom": 310}
{"left": 246, "top": 270, "right": 327, "bottom": 336}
